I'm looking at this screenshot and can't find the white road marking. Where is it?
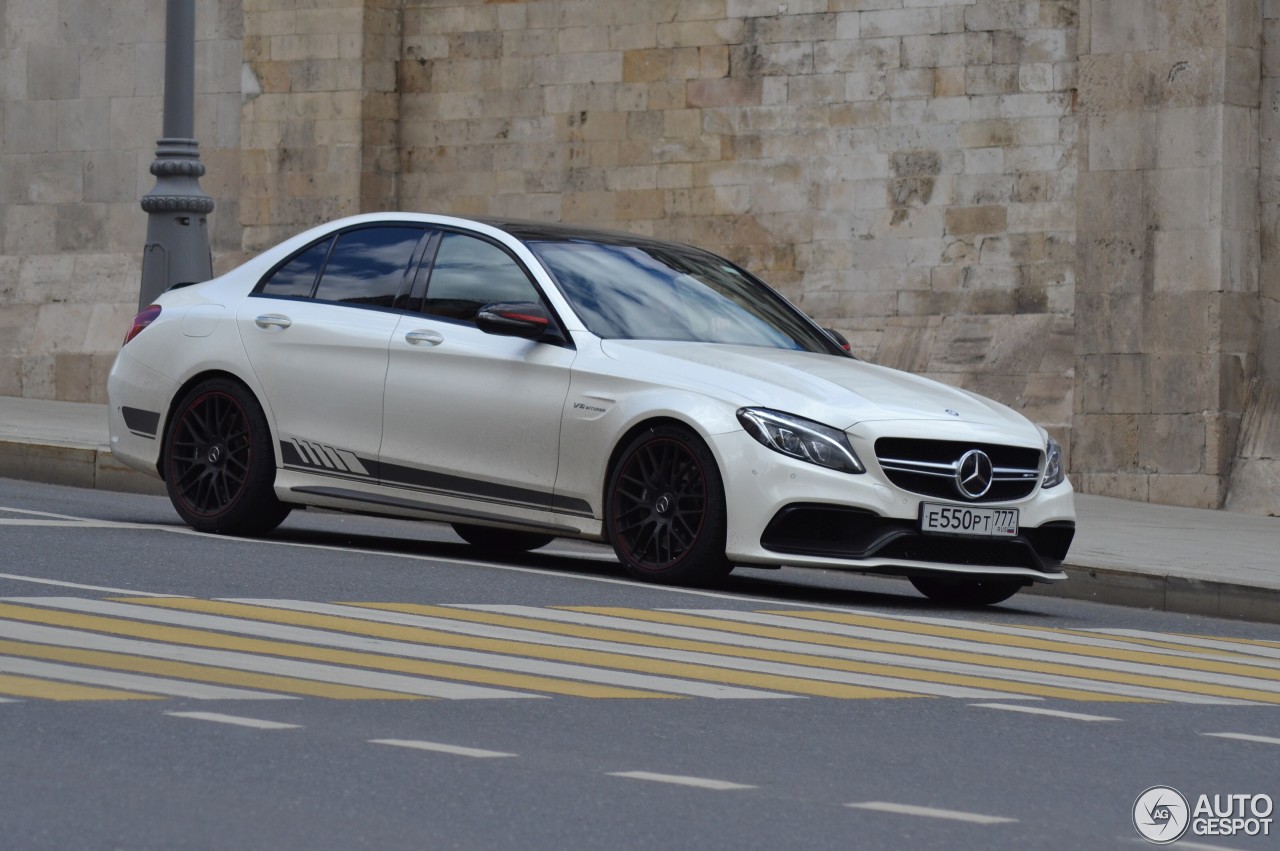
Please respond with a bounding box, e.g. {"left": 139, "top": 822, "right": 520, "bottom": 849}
{"left": 678, "top": 610, "right": 1280, "bottom": 701}
{"left": 1126, "top": 840, "right": 1259, "bottom": 851}
{"left": 1095, "top": 629, "right": 1280, "bottom": 663}
{"left": 1201, "top": 732, "right": 1280, "bottom": 746}
{"left": 0, "top": 573, "right": 188, "bottom": 598}
{"left": 369, "top": 739, "right": 516, "bottom": 759}
{"left": 234, "top": 598, "right": 1011, "bottom": 700}
{"left": 165, "top": 711, "right": 300, "bottom": 730}
{"left": 0, "top": 619, "right": 536, "bottom": 700}
{"left": 607, "top": 771, "right": 756, "bottom": 791}
{"left": 7, "top": 598, "right": 784, "bottom": 700}
{"left": 463, "top": 606, "right": 1250, "bottom": 706}
{"left": 852, "top": 611, "right": 1280, "bottom": 669}
{"left": 969, "top": 702, "right": 1119, "bottom": 722}
{"left": 846, "top": 801, "right": 1017, "bottom": 824}
{"left": 0, "top": 655, "right": 292, "bottom": 700}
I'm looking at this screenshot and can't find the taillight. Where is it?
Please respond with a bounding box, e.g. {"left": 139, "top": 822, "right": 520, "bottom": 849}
{"left": 123, "top": 305, "right": 162, "bottom": 346}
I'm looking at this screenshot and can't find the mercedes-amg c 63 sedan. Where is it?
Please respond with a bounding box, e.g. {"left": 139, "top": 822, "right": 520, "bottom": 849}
{"left": 108, "top": 213, "right": 1075, "bottom": 605}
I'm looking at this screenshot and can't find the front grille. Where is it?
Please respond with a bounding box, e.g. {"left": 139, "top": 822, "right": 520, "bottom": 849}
{"left": 761, "top": 504, "right": 1072, "bottom": 573}
{"left": 874, "top": 438, "right": 1042, "bottom": 503}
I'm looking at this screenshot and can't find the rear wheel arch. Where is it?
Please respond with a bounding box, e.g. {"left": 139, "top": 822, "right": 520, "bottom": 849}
{"left": 157, "top": 370, "right": 276, "bottom": 481}
{"left": 161, "top": 374, "right": 291, "bottom": 535}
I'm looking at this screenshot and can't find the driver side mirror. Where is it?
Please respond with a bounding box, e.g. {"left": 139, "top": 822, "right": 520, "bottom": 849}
{"left": 476, "top": 302, "right": 565, "bottom": 343}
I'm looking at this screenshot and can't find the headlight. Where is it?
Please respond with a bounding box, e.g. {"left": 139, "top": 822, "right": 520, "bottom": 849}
{"left": 1042, "top": 436, "right": 1065, "bottom": 488}
{"left": 737, "top": 408, "right": 864, "bottom": 474}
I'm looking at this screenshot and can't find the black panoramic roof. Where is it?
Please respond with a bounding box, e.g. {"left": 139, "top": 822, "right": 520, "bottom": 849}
{"left": 477, "top": 217, "right": 702, "bottom": 252}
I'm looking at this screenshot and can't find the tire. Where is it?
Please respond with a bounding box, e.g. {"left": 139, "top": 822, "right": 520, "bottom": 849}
{"left": 162, "top": 377, "right": 290, "bottom": 535}
{"left": 605, "top": 424, "right": 732, "bottom": 586}
{"left": 909, "top": 576, "right": 1024, "bottom": 607}
{"left": 452, "top": 523, "right": 554, "bottom": 553}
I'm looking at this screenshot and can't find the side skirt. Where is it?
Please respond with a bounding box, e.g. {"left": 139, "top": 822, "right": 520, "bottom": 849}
{"left": 288, "top": 485, "right": 581, "bottom": 536}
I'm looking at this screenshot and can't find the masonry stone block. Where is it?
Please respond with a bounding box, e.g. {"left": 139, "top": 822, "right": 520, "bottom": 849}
{"left": 27, "top": 43, "right": 81, "bottom": 101}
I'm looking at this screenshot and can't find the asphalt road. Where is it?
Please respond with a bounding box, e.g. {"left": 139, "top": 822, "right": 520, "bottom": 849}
{"left": 2, "top": 477, "right": 1279, "bottom": 850}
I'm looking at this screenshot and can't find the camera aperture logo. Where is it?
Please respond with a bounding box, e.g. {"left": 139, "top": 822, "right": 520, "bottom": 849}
{"left": 1134, "top": 786, "right": 1274, "bottom": 844}
{"left": 1134, "top": 786, "right": 1189, "bottom": 844}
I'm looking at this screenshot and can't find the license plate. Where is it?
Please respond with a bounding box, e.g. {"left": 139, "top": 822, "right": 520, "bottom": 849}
{"left": 919, "top": 503, "right": 1019, "bottom": 537}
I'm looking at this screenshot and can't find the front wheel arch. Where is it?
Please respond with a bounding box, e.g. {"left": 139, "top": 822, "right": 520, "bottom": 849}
{"left": 603, "top": 421, "right": 732, "bottom": 586}
{"left": 601, "top": 416, "right": 711, "bottom": 513}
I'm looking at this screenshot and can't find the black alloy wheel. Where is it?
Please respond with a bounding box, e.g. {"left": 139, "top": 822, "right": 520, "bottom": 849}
{"left": 909, "top": 576, "right": 1024, "bottom": 607}
{"left": 605, "top": 425, "right": 731, "bottom": 586}
{"left": 163, "top": 377, "right": 290, "bottom": 535}
{"left": 452, "top": 523, "right": 555, "bottom": 553}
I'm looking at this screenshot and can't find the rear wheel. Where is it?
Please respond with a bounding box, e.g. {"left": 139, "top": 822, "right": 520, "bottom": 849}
{"left": 909, "top": 576, "right": 1023, "bottom": 607}
{"left": 163, "top": 377, "right": 290, "bottom": 535}
{"left": 605, "top": 424, "right": 731, "bottom": 586}
{"left": 452, "top": 523, "right": 554, "bottom": 553}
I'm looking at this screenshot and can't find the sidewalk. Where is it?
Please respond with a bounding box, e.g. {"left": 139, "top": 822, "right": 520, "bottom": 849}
{"left": 2, "top": 394, "right": 1277, "bottom": 623}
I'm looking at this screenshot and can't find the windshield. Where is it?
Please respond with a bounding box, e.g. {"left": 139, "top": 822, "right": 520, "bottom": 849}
{"left": 526, "top": 239, "right": 842, "bottom": 353}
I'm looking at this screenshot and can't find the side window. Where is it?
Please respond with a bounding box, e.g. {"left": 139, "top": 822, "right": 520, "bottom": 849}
{"left": 312, "top": 227, "right": 424, "bottom": 308}
{"left": 259, "top": 237, "right": 332, "bottom": 298}
{"left": 423, "top": 232, "right": 541, "bottom": 322}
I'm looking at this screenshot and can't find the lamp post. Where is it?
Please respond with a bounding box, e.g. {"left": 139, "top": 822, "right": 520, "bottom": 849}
{"left": 138, "top": 0, "right": 214, "bottom": 309}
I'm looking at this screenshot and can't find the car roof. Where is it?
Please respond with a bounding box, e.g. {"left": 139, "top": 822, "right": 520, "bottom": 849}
{"left": 476, "top": 217, "right": 703, "bottom": 252}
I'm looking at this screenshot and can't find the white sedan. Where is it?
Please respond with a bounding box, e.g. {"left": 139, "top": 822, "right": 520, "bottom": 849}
{"left": 108, "top": 213, "right": 1075, "bottom": 605}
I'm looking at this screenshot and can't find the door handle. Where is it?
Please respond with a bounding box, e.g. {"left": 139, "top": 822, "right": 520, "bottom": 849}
{"left": 254, "top": 314, "right": 292, "bottom": 330}
{"left": 405, "top": 329, "right": 444, "bottom": 346}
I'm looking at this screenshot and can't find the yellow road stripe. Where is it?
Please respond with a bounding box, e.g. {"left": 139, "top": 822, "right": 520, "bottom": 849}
{"left": 1012, "top": 625, "right": 1240, "bottom": 657}
{"left": 769, "top": 611, "right": 1280, "bottom": 680}
{"left": 1183, "top": 634, "right": 1280, "bottom": 651}
{"left": 567, "top": 608, "right": 1280, "bottom": 705}
{"left": 0, "top": 602, "right": 659, "bottom": 700}
{"left": 354, "top": 602, "right": 1139, "bottom": 703}
{"left": 0, "top": 672, "right": 160, "bottom": 702}
{"left": 0, "top": 639, "right": 422, "bottom": 701}
{"left": 123, "top": 598, "right": 913, "bottom": 700}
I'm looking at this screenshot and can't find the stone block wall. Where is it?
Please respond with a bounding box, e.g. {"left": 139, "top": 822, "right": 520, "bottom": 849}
{"left": 0, "top": 0, "right": 243, "bottom": 402}
{"left": 239, "top": 0, "right": 402, "bottom": 254}
{"left": 0, "top": 0, "right": 1274, "bottom": 512}
{"left": 396, "top": 0, "right": 1081, "bottom": 458}
{"left": 1075, "top": 0, "right": 1264, "bottom": 508}
{"left": 1227, "top": 0, "right": 1280, "bottom": 514}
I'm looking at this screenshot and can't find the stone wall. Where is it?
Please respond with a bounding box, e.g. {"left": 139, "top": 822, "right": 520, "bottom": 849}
{"left": 0, "top": 0, "right": 1274, "bottom": 513}
{"left": 1074, "top": 0, "right": 1263, "bottom": 508}
{"left": 239, "top": 0, "right": 401, "bottom": 255}
{"left": 1227, "top": 0, "right": 1280, "bottom": 513}
{"left": 396, "top": 0, "right": 1081, "bottom": 462}
{"left": 0, "top": 0, "right": 243, "bottom": 403}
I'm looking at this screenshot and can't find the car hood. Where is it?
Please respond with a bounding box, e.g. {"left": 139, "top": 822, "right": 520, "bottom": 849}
{"left": 600, "top": 340, "right": 1038, "bottom": 435}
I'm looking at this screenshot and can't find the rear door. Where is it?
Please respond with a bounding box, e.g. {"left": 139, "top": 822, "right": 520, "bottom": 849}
{"left": 379, "top": 229, "right": 577, "bottom": 518}
{"left": 237, "top": 224, "right": 427, "bottom": 480}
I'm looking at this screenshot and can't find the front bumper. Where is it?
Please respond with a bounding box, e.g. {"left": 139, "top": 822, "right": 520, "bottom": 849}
{"left": 712, "top": 430, "right": 1076, "bottom": 583}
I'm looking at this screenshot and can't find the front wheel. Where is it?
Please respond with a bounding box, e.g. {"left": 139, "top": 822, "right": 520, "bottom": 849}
{"left": 909, "top": 576, "right": 1024, "bottom": 607}
{"left": 605, "top": 424, "right": 732, "bottom": 586}
{"left": 162, "top": 377, "right": 290, "bottom": 536}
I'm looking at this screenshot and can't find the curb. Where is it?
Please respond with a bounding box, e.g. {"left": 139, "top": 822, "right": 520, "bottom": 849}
{"left": 1026, "top": 563, "right": 1280, "bottom": 627}
{"left": 0, "top": 439, "right": 166, "bottom": 497}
